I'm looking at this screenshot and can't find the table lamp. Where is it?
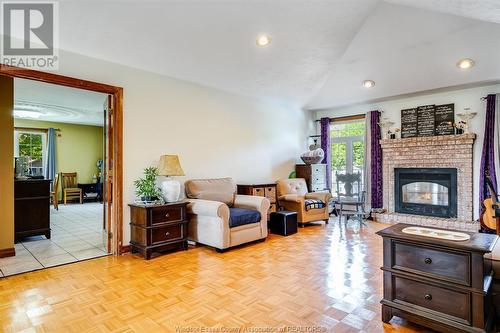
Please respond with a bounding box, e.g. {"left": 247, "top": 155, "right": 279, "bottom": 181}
{"left": 158, "top": 155, "right": 185, "bottom": 202}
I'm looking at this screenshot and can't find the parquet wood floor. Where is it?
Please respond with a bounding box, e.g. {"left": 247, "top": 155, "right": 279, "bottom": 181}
{"left": 0, "top": 221, "right": 434, "bottom": 333}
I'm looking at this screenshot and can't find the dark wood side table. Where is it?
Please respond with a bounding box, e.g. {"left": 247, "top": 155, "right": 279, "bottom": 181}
{"left": 377, "top": 223, "right": 498, "bottom": 333}
{"left": 129, "top": 202, "right": 189, "bottom": 260}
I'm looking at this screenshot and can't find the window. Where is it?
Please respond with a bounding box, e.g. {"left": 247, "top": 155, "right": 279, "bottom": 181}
{"left": 14, "top": 131, "right": 46, "bottom": 176}
{"left": 331, "top": 119, "right": 365, "bottom": 195}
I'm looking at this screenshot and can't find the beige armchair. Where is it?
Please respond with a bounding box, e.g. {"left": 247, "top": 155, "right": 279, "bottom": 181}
{"left": 185, "top": 178, "right": 269, "bottom": 252}
{"left": 277, "top": 178, "right": 331, "bottom": 226}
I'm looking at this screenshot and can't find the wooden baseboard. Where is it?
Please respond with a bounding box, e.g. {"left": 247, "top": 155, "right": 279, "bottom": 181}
{"left": 120, "top": 245, "right": 131, "bottom": 254}
{"left": 0, "top": 247, "right": 15, "bottom": 258}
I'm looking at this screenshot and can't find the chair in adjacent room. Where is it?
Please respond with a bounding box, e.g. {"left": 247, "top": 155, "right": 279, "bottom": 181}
{"left": 335, "top": 171, "right": 366, "bottom": 226}
{"left": 51, "top": 173, "right": 59, "bottom": 210}
{"left": 61, "top": 172, "right": 83, "bottom": 204}
{"left": 276, "top": 178, "right": 331, "bottom": 226}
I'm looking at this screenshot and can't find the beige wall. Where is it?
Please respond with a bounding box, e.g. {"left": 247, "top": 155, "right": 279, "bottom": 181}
{"left": 14, "top": 119, "right": 104, "bottom": 196}
{"left": 50, "top": 50, "right": 309, "bottom": 245}
{"left": 0, "top": 76, "right": 14, "bottom": 252}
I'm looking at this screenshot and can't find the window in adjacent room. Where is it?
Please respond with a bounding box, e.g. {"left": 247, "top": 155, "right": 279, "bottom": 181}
{"left": 330, "top": 118, "right": 365, "bottom": 195}
{"left": 14, "top": 131, "right": 46, "bottom": 176}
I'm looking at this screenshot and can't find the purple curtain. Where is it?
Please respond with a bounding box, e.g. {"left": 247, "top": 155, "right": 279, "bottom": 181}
{"left": 320, "top": 117, "right": 331, "bottom": 190}
{"left": 370, "top": 111, "right": 383, "bottom": 208}
{"left": 479, "top": 95, "right": 498, "bottom": 227}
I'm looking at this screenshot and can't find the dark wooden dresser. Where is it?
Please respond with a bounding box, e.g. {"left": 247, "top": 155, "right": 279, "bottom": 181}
{"left": 237, "top": 183, "right": 277, "bottom": 219}
{"left": 15, "top": 179, "right": 51, "bottom": 242}
{"left": 129, "top": 202, "right": 189, "bottom": 259}
{"left": 295, "top": 164, "right": 328, "bottom": 192}
{"left": 377, "top": 223, "right": 498, "bottom": 333}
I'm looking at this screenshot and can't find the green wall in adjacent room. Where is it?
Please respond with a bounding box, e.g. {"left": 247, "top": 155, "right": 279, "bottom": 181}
{"left": 14, "top": 119, "right": 104, "bottom": 196}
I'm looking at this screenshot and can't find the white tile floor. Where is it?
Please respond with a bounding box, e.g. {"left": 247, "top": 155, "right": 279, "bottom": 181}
{"left": 0, "top": 202, "right": 109, "bottom": 277}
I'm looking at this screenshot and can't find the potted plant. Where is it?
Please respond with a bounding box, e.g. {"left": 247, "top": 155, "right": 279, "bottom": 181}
{"left": 134, "top": 167, "right": 163, "bottom": 203}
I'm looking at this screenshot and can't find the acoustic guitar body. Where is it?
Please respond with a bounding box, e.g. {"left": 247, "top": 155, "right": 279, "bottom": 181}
{"left": 481, "top": 198, "right": 497, "bottom": 231}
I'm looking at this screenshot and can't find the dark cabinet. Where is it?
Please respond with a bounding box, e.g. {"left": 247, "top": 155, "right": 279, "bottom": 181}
{"left": 129, "top": 202, "right": 189, "bottom": 259}
{"left": 377, "top": 223, "right": 498, "bottom": 333}
{"left": 15, "top": 179, "right": 51, "bottom": 242}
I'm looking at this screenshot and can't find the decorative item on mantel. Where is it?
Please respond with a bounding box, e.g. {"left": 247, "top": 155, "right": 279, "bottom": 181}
{"left": 378, "top": 118, "right": 395, "bottom": 139}
{"left": 454, "top": 120, "right": 466, "bottom": 134}
{"left": 134, "top": 167, "right": 164, "bottom": 205}
{"left": 456, "top": 107, "right": 477, "bottom": 134}
{"left": 158, "top": 154, "right": 185, "bottom": 202}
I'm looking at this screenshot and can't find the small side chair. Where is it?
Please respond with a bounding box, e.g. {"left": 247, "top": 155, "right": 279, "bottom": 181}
{"left": 61, "top": 172, "right": 83, "bottom": 204}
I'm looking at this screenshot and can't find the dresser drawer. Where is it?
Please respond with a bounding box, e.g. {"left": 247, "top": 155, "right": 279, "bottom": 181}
{"left": 311, "top": 174, "right": 326, "bottom": 183}
{"left": 151, "top": 224, "right": 184, "bottom": 245}
{"left": 393, "top": 242, "right": 470, "bottom": 285}
{"left": 393, "top": 276, "right": 470, "bottom": 324}
{"left": 311, "top": 183, "right": 327, "bottom": 192}
{"left": 312, "top": 164, "right": 326, "bottom": 173}
{"left": 150, "top": 206, "right": 184, "bottom": 225}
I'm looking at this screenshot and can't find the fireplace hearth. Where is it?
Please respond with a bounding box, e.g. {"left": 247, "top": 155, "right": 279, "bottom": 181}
{"left": 395, "top": 168, "right": 457, "bottom": 218}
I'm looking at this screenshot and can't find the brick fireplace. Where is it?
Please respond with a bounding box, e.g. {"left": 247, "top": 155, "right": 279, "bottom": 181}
{"left": 373, "top": 134, "right": 477, "bottom": 231}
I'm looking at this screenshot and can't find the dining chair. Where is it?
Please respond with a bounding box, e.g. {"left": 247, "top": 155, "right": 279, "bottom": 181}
{"left": 61, "top": 172, "right": 83, "bottom": 204}
{"left": 51, "top": 173, "right": 59, "bottom": 210}
{"left": 335, "top": 171, "right": 367, "bottom": 226}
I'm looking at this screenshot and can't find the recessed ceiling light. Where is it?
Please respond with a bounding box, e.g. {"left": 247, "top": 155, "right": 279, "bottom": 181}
{"left": 457, "top": 58, "right": 475, "bottom": 70}
{"left": 362, "top": 80, "right": 375, "bottom": 88}
{"left": 256, "top": 34, "right": 271, "bottom": 47}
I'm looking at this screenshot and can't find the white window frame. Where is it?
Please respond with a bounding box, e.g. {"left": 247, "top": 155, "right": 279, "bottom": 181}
{"left": 331, "top": 135, "right": 364, "bottom": 174}
{"left": 330, "top": 119, "right": 366, "bottom": 194}
{"left": 14, "top": 130, "right": 47, "bottom": 176}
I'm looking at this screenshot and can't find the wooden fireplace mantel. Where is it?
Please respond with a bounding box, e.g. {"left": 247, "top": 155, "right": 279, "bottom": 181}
{"left": 380, "top": 133, "right": 476, "bottom": 149}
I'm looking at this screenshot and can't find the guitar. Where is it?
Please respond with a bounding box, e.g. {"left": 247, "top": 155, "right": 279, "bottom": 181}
{"left": 480, "top": 170, "right": 500, "bottom": 232}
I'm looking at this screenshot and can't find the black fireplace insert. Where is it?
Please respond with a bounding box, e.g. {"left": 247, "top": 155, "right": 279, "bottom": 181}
{"left": 394, "top": 168, "right": 457, "bottom": 218}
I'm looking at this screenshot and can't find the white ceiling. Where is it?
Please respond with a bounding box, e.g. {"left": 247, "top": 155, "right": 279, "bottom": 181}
{"left": 30, "top": 0, "right": 500, "bottom": 109}
{"left": 14, "top": 78, "right": 107, "bottom": 126}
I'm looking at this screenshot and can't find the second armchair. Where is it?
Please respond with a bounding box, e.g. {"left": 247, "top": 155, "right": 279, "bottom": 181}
{"left": 277, "top": 178, "right": 331, "bottom": 226}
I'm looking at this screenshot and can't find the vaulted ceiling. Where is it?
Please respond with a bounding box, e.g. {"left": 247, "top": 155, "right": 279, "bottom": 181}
{"left": 47, "top": 0, "right": 500, "bottom": 110}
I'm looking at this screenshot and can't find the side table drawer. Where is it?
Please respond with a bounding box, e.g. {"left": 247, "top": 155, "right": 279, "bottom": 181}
{"left": 393, "top": 276, "right": 470, "bottom": 324}
{"left": 151, "top": 206, "right": 184, "bottom": 225}
{"left": 151, "top": 224, "right": 184, "bottom": 245}
{"left": 393, "top": 242, "right": 470, "bottom": 285}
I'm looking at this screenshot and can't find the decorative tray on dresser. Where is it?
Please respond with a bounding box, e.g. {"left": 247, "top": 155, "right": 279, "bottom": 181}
{"left": 129, "top": 202, "right": 189, "bottom": 260}
{"left": 377, "top": 223, "right": 498, "bottom": 333}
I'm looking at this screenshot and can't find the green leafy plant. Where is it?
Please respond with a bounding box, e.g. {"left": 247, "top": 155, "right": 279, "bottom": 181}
{"left": 134, "top": 167, "right": 162, "bottom": 201}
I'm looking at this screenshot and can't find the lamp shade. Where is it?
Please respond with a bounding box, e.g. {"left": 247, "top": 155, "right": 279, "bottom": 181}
{"left": 158, "top": 155, "right": 185, "bottom": 176}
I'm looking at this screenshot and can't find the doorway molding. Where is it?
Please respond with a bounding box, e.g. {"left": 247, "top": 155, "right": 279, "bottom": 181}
{"left": 0, "top": 64, "right": 124, "bottom": 255}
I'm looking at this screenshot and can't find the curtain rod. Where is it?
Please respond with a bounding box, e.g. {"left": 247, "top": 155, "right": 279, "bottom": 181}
{"left": 481, "top": 93, "right": 500, "bottom": 100}
{"left": 15, "top": 127, "right": 61, "bottom": 132}
{"left": 314, "top": 113, "right": 366, "bottom": 122}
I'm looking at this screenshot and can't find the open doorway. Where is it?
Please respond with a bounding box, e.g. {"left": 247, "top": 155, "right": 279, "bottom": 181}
{"left": 0, "top": 67, "right": 123, "bottom": 278}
